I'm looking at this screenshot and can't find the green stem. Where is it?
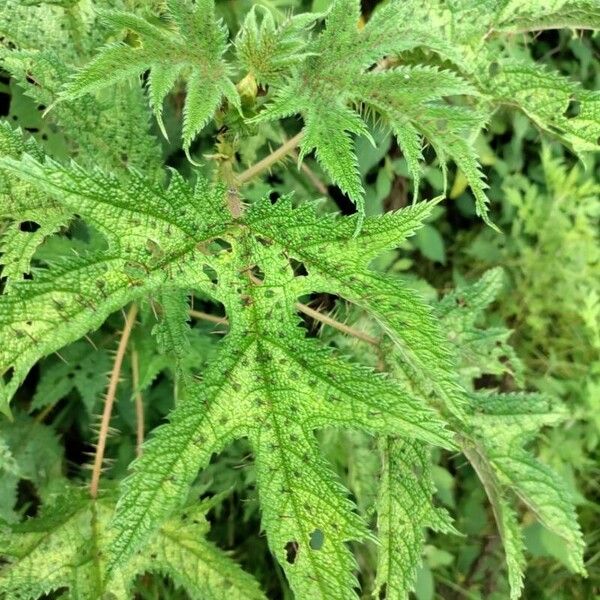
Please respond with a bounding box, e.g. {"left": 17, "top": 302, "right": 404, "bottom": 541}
{"left": 235, "top": 131, "right": 305, "bottom": 186}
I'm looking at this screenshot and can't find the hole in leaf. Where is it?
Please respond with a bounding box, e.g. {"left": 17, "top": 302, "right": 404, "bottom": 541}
{"left": 2, "top": 366, "right": 14, "bottom": 384}
{"left": 202, "top": 264, "right": 218, "bottom": 284}
{"left": 250, "top": 265, "right": 265, "bottom": 283}
{"left": 285, "top": 540, "right": 299, "bottom": 564}
{"left": 0, "top": 92, "right": 9, "bottom": 117}
{"left": 564, "top": 98, "right": 581, "bottom": 119}
{"left": 212, "top": 238, "right": 232, "bottom": 253}
{"left": 19, "top": 221, "right": 41, "bottom": 232}
{"left": 16, "top": 478, "right": 41, "bottom": 517}
{"left": 297, "top": 292, "right": 339, "bottom": 337}
{"left": 269, "top": 191, "right": 281, "bottom": 204}
{"left": 256, "top": 235, "right": 272, "bottom": 247}
{"left": 309, "top": 528, "right": 324, "bottom": 550}
{"left": 25, "top": 72, "right": 40, "bottom": 86}
{"left": 378, "top": 583, "right": 387, "bottom": 599}
{"left": 474, "top": 373, "right": 504, "bottom": 390}
{"left": 290, "top": 258, "right": 308, "bottom": 277}
{"left": 189, "top": 296, "right": 227, "bottom": 328}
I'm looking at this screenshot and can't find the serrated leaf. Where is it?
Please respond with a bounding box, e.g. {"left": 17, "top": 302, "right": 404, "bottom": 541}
{"left": 254, "top": 0, "right": 486, "bottom": 220}
{"left": 1, "top": 156, "right": 455, "bottom": 599}
{"left": 484, "top": 60, "right": 600, "bottom": 155}
{"left": 31, "top": 339, "right": 112, "bottom": 414}
{"left": 374, "top": 437, "right": 456, "bottom": 598}
{"left": 235, "top": 6, "right": 318, "bottom": 86}
{"left": 0, "top": 156, "right": 230, "bottom": 415}
{"left": 0, "top": 488, "right": 265, "bottom": 600}
{"left": 60, "top": 0, "right": 239, "bottom": 152}
{"left": 0, "top": 123, "right": 70, "bottom": 286}
{"left": 0, "top": 413, "right": 65, "bottom": 523}
{"left": 495, "top": 0, "right": 600, "bottom": 32}
{"left": 436, "top": 268, "right": 525, "bottom": 386}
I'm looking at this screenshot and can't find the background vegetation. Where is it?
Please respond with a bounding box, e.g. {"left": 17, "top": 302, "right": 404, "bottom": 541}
{"left": 0, "top": 1, "right": 598, "bottom": 599}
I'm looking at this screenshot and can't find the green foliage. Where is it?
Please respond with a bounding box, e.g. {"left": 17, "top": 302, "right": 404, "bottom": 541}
{"left": 252, "top": 0, "right": 486, "bottom": 221}
{"left": 0, "top": 1, "right": 597, "bottom": 599}
{"left": 0, "top": 488, "right": 265, "bottom": 599}
{"left": 0, "top": 122, "right": 70, "bottom": 286}
{"left": 462, "top": 147, "right": 600, "bottom": 597}
{"left": 235, "top": 7, "right": 317, "bottom": 87}
{"left": 60, "top": 0, "right": 239, "bottom": 154}
{"left": 0, "top": 413, "right": 65, "bottom": 523}
{"left": 374, "top": 437, "right": 456, "bottom": 598}
{"left": 473, "top": 149, "right": 600, "bottom": 398}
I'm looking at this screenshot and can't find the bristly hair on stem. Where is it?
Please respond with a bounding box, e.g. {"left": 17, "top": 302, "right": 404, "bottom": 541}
{"left": 0, "top": 0, "right": 595, "bottom": 597}
{"left": 90, "top": 304, "right": 138, "bottom": 498}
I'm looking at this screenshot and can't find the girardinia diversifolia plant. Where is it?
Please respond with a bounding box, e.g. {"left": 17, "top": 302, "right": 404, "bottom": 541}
{"left": 0, "top": 1, "right": 598, "bottom": 598}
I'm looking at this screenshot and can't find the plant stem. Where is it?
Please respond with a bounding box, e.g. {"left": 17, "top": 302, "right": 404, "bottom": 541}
{"left": 295, "top": 302, "right": 379, "bottom": 346}
{"left": 189, "top": 309, "right": 228, "bottom": 325}
{"left": 236, "top": 131, "right": 304, "bottom": 185}
{"left": 189, "top": 302, "right": 379, "bottom": 346}
{"left": 90, "top": 303, "right": 138, "bottom": 499}
{"left": 34, "top": 403, "right": 56, "bottom": 424}
{"left": 131, "top": 347, "right": 144, "bottom": 457}
{"left": 218, "top": 132, "right": 375, "bottom": 345}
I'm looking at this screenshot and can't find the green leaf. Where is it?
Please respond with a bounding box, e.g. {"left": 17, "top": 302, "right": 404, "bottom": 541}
{"left": 374, "top": 438, "right": 456, "bottom": 598}
{"left": 31, "top": 339, "right": 111, "bottom": 414}
{"left": 0, "top": 488, "right": 265, "bottom": 599}
{"left": 2, "top": 155, "right": 456, "bottom": 598}
{"left": 0, "top": 413, "right": 65, "bottom": 524}
{"left": 1, "top": 49, "right": 162, "bottom": 175}
{"left": 235, "top": 7, "right": 318, "bottom": 86}
{"left": 414, "top": 225, "right": 445, "bottom": 264}
{"left": 151, "top": 289, "right": 193, "bottom": 371}
{"left": 246, "top": 197, "right": 469, "bottom": 419}
{"left": 0, "top": 155, "right": 229, "bottom": 415}
{"left": 109, "top": 219, "right": 455, "bottom": 598}
{"left": 464, "top": 391, "right": 585, "bottom": 595}
{"left": 495, "top": 0, "right": 600, "bottom": 32}
{"left": 462, "top": 441, "right": 527, "bottom": 599}
{"left": 254, "top": 0, "right": 486, "bottom": 220}
{"left": 484, "top": 61, "right": 600, "bottom": 155}
{"left": 0, "top": 123, "right": 69, "bottom": 286}
{"left": 60, "top": 0, "right": 239, "bottom": 153}
{"left": 436, "top": 268, "right": 524, "bottom": 386}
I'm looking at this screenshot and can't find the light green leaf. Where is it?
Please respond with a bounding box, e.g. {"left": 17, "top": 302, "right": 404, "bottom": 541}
{"left": 60, "top": 0, "right": 239, "bottom": 152}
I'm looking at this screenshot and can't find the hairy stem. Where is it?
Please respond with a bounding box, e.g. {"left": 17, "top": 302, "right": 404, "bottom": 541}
{"left": 190, "top": 302, "right": 379, "bottom": 346}
{"left": 90, "top": 304, "right": 138, "bottom": 498}
{"left": 131, "top": 347, "right": 144, "bottom": 457}
{"left": 236, "top": 131, "right": 304, "bottom": 185}
{"left": 189, "top": 309, "right": 228, "bottom": 325}
{"left": 296, "top": 302, "right": 379, "bottom": 346}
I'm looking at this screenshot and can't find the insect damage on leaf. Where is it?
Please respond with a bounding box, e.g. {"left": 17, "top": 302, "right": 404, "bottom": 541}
{"left": 0, "top": 0, "right": 596, "bottom": 598}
